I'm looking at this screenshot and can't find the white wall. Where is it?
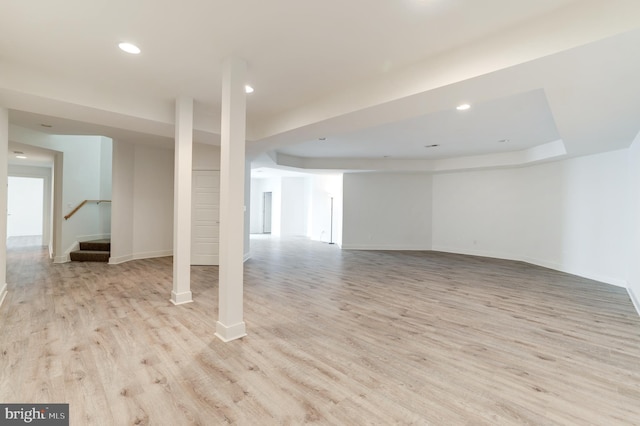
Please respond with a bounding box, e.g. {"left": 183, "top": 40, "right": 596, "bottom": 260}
{"left": 556, "top": 151, "right": 629, "bottom": 285}
{"left": 193, "top": 143, "right": 221, "bottom": 170}
{"left": 0, "top": 108, "right": 8, "bottom": 307}
{"left": 432, "top": 168, "right": 522, "bottom": 259}
{"left": 280, "top": 177, "right": 307, "bottom": 236}
{"left": 244, "top": 160, "right": 251, "bottom": 259}
{"left": 308, "top": 174, "right": 343, "bottom": 245}
{"left": 132, "top": 144, "right": 174, "bottom": 258}
{"left": 111, "top": 141, "right": 135, "bottom": 262}
{"left": 627, "top": 133, "right": 640, "bottom": 313}
{"left": 342, "top": 172, "right": 432, "bottom": 250}
{"left": 250, "top": 177, "right": 282, "bottom": 235}
{"left": 112, "top": 141, "right": 247, "bottom": 264}
{"left": 250, "top": 173, "right": 343, "bottom": 244}
{"left": 433, "top": 149, "right": 630, "bottom": 287}
{"left": 99, "top": 137, "right": 113, "bottom": 236}
{"left": 111, "top": 140, "right": 174, "bottom": 263}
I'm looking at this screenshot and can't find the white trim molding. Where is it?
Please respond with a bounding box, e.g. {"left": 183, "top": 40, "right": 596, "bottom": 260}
{"left": 0, "top": 282, "right": 7, "bottom": 308}
{"left": 342, "top": 244, "right": 432, "bottom": 251}
{"left": 109, "top": 250, "right": 173, "bottom": 265}
{"left": 215, "top": 321, "right": 247, "bottom": 342}
{"left": 628, "top": 288, "right": 640, "bottom": 317}
{"left": 170, "top": 290, "right": 193, "bottom": 305}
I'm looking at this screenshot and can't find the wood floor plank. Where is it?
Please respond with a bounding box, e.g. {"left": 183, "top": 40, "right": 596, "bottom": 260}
{"left": 1, "top": 235, "right": 640, "bottom": 425}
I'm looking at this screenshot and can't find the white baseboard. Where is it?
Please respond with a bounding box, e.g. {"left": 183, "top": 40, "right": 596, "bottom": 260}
{"left": 429, "top": 245, "right": 522, "bottom": 263}
{"left": 170, "top": 290, "right": 193, "bottom": 305}
{"left": 109, "top": 250, "right": 173, "bottom": 265}
{"left": 54, "top": 241, "right": 80, "bottom": 264}
{"left": 77, "top": 233, "right": 111, "bottom": 242}
{"left": 191, "top": 254, "right": 219, "bottom": 266}
{"left": 53, "top": 245, "right": 75, "bottom": 264}
{"left": 342, "top": 243, "right": 432, "bottom": 250}
{"left": 519, "top": 256, "right": 628, "bottom": 288}
{"left": 215, "top": 321, "right": 247, "bottom": 342}
{"left": 628, "top": 288, "right": 640, "bottom": 317}
{"left": 108, "top": 254, "right": 133, "bottom": 265}
{"left": 0, "top": 282, "right": 7, "bottom": 308}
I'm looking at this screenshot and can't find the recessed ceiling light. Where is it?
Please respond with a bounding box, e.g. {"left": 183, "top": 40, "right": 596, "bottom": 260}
{"left": 244, "top": 85, "right": 254, "bottom": 94}
{"left": 16, "top": 155, "right": 27, "bottom": 159}
{"left": 498, "top": 139, "right": 510, "bottom": 143}
{"left": 119, "top": 42, "right": 141, "bottom": 54}
{"left": 456, "top": 104, "right": 471, "bottom": 111}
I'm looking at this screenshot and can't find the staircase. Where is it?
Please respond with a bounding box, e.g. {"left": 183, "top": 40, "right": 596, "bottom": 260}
{"left": 70, "top": 239, "right": 111, "bottom": 262}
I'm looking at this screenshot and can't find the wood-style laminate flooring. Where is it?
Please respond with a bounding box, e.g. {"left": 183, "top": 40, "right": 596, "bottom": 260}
{"left": 1, "top": 235, "right": 639, "bottom": 425}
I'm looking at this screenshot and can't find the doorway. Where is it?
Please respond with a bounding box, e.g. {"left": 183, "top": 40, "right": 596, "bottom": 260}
{"left": 263, "top": 192, "right": 273, "bottom": 234}
{"left": 7, "top": 176, "right": 45, "bottom": 245}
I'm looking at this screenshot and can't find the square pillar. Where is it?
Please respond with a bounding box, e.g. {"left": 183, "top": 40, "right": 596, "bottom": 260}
{"left": 216, "top": 58, "right": 248, "bottom": 342}
{"left": 171, "top": 97, "right": 194, "bottom": 305}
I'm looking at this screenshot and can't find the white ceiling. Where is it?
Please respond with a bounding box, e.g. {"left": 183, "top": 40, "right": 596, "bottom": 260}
{"left": 278, "top": 89, "right": 560, "bottom": 160}
{"left": 2, "top": 0, "right": 640, "bottom": 172}
{"left": 7, "top": 141, "right": 55, "bottom": 168}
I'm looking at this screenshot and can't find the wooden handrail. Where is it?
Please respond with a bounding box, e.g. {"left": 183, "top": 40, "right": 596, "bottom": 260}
{"left": 64, "top": 200, "right": 112, "bottom": 220}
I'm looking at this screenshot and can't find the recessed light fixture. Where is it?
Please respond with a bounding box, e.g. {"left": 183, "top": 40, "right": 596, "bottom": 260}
{"left": 424, "top": 144, "right": 440, "bottom": 148}
{"left": 456, "top": 104, "right": 471, "bottom": 111}
{"left": 118, "top": 42, "right": 141, "bottom": 54}
{"left": 498, "top": 139, "right": 510, "bottom": 143}
{"left": 16, "top": 155, "right": 27, "bottom": 159}
{"left": 244, "top": 85, "right": 254, "bottom": 94}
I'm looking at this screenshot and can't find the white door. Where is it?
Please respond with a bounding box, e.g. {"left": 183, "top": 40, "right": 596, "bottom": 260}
{"left": 191, "top": 170, "right": 220, "bottom": 265}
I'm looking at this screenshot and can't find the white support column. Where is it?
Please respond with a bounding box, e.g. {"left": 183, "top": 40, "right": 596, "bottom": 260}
{"left": 216, "top": 57, "right": 248, "bottom": 342}
{"left": 171, "top": 97, "right": 194, "bottom": 305}
{"left": 0, "top": 107, "right": 8, "bottom": 307}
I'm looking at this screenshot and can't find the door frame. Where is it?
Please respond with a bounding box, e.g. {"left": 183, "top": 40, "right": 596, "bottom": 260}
{"left": 263, "top": 191, "right": 272, "bottom": 234}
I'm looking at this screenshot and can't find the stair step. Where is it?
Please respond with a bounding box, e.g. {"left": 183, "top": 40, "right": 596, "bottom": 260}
{"left": 70, "top": 250, "right": 110, "bottom": 262}
{"left": 79, "top": 239, "right": 111, "bottom": 251}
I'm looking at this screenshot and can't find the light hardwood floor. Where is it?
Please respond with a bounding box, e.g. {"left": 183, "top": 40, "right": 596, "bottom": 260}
{"left": 1, "top": 235, "right": 640, "bottom": 425}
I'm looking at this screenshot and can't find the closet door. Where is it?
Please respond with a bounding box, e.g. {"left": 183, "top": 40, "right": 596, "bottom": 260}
{"left": 191, "top": 170, "right": 220, "bottom": 265}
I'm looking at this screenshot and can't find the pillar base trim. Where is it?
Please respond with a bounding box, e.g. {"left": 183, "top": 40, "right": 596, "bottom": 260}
{"left": 0, "top": 282, "right": 7, "bottom": 308}
{"left": 215, "top": 320, "right": 247, "bottom": 342}
{"left": 170, "top": 290, "right": 193, "bottom": 305}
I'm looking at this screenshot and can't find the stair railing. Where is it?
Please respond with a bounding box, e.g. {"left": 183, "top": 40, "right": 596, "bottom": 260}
{"left": 64, "top": 200, "right": 112, "bottom": 220}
